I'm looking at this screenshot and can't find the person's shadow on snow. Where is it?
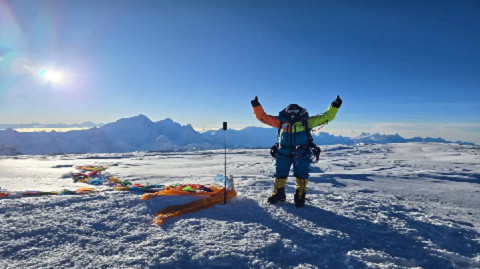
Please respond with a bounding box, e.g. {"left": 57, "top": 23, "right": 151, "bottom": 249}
{"left": 309, "top": 173, "right": 374, "bottom": 188}
{"left": 148, "top": 194, "right": 480, "bottom": 269}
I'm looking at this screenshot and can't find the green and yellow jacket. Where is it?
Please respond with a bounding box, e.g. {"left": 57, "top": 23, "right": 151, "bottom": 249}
{"left": 252, "top": 105, "right": 339, "bottom": 148}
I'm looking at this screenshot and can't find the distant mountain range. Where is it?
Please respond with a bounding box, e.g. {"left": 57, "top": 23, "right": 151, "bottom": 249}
{"left": 0, "top": 122, "right": 104, "bottom": 129}
{"left": 0, "top": 115, "right": 476, "bottom": 155}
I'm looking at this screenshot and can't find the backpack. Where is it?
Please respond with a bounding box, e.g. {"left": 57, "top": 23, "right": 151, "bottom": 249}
{"left": 270, "top": 113, "right": 321, "bottom": 163}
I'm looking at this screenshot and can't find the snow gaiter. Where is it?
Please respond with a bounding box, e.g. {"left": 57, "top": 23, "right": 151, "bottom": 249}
{"left": 294, "top": 178, "right": 308, "bottom": 208}
{"left": 267, "top": 178, "right": 287, "bottom": 204}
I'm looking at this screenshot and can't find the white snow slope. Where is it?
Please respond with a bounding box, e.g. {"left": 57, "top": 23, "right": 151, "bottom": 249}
{"left": 1, "top": 143, "right": 480, "bottom": 269}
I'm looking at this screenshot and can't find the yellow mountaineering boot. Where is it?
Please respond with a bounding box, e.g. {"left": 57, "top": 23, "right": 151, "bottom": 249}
{"left": 267, "top": 178, "right": 287, "bottom": 204}
{"left": 294, "top": 178, "right": 309, "bottom": 208}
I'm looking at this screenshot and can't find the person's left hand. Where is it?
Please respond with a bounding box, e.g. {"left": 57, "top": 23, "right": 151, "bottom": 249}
{"left": 332, "top": 95, "right": 342, "bottom": 108}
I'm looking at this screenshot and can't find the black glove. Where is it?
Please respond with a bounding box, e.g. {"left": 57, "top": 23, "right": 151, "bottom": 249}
{"left": 331, "top": 95, "right": 342, "bottom": 108}
{"left": 251, "top": 96, "right": 260, "bottom": 107}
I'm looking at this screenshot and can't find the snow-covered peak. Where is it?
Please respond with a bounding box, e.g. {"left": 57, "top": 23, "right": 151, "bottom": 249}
{"left": 100, "top": 115, "right": 153, "bottom": 130}
{"left": 124, "top": 114, "right": 152, "bottom": 124}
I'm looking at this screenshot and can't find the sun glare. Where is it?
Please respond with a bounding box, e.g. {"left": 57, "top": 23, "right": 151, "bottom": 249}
{"left": 40, "top": 70, "right": 62, "bottom": 81}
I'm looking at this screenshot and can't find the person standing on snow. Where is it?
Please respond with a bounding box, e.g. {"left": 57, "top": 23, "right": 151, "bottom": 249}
{"left": 251, "top": 95, "right": 342, "bottom": 207}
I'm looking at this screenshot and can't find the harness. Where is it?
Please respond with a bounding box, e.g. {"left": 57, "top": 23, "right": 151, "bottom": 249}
{"left": 270, "top": 118, "right": 322, "bottom": 163}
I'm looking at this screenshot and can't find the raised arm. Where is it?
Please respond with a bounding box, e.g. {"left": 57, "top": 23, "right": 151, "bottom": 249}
{"left": 307, "top": 95, "right": 342, "bottom": 128}
{"left": 251, "top": 96, "right": 281, "bottom": 128}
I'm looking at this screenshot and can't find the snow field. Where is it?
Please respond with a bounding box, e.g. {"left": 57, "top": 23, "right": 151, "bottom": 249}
{"left": 1, "top": 143, "right": 480, "bottom": 268}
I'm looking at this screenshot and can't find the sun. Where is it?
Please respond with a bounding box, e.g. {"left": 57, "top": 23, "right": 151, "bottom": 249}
{"left": 40, "top": 70, "right": 62, "bottom": 81}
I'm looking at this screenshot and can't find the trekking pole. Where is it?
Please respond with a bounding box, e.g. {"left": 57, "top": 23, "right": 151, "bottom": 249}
{"left": 223, "top": 122, "right": 228, "bottom": 204}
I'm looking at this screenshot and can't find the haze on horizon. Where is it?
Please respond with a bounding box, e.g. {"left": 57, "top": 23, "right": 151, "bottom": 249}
{"left": 1, "top": 0, "right": 479, "bottom": 143}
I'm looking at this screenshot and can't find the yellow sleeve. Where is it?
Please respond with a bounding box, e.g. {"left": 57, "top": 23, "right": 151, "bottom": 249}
{"left": 307, "top": 105, "right": 339, "bottom": 128}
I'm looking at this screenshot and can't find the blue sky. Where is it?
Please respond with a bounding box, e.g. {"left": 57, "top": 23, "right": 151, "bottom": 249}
{"left": 1, "top": 0, "right": 479, "bottom": 142}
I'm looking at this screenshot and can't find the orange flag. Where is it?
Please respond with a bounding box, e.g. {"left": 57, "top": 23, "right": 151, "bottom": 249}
{"left": 154, "top": 190, "right": 237, "bottom": 225}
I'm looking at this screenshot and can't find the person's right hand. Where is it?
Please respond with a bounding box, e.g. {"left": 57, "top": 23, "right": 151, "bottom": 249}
{"left": 251, "top": 96, "right": 260, "bottom": 107}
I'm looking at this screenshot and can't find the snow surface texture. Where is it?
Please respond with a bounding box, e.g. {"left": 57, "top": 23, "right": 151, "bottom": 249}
{"left": 0, "top": 115, "right": 475, "bottom": 156}
{"left": 1, "top": 143, "right": 480, "bottom": 268}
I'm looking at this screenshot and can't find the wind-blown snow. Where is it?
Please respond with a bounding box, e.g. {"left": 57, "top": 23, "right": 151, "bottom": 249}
{"left": 0, "top": 115, "right": 476, "bottom": 155}
{"left": 1, "top": 143, "right": 480, "bottom": 268}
